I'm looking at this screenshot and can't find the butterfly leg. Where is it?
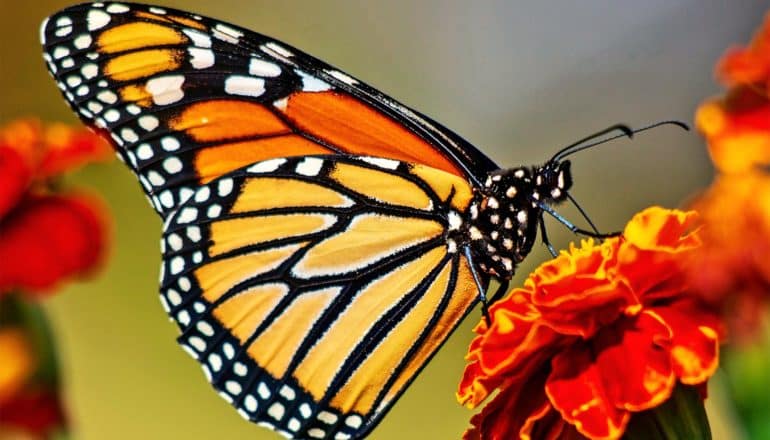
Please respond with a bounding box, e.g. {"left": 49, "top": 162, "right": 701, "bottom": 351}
{"left": 489, "top": 279, "right": 510, "bottom": 304}
{"left": 539, "top": 212, "right": 558, "bottom": 257}
{"left": 463, "top": 246, "right": 492, "bottom": 324}
{"left": 537, "top": 202, "right": 620, "bottom": 239}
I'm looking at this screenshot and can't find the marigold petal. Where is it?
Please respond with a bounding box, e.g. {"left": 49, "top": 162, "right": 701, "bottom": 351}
{"left": 0, "top": 193, "right": 109, "bottom": 295}
{"left": 0, "top": 145, "right": 34, "bottom": 219}
{"left": 652, "top": 299, "right": 722, "bottom": 384}
{"left": 463, "top": 371, "right": 553, "bottom": 440}
{"left": 715, "top": 13, "right": 770, "bottom": 87}
{"left": 546, "top": 346, "right": 631, "bottom": 440}
{"left": 697, "top": 88, "right": 770, "bottom": 173}
{"left": 39, "top": 124, "right": 112, "bottom": 176}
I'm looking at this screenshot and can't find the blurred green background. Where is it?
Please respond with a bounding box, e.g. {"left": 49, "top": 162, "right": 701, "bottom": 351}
{"left": 1, "top": 1, "right": 767, "bottom": 438}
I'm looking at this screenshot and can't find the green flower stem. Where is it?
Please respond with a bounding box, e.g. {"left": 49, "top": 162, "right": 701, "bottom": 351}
{"left": 624, "top": 384, "right": 711, "bottom": 440}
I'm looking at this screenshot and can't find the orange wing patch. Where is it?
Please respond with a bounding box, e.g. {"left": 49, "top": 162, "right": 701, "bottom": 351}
{"left": 292, "top": 215, "right": 444, "bottom": 278}
{"left": 331, "top": 259, "right": 453, "bottom": 414}
{"left": 292, "top": 246, "right": 447, "bottom": 407}
{"left": 209, "top": 213, "right": 335, "bottom": 256}
{"left": 171, "top": 100, "right": 290, "bottom": 142}
{"left": 247, "top": 287, "right": 341, "bottom": 379}
{"left": 331, "top": 162, "right": 433, "bottom": 210}
{"left": 230, "top": 177, "right": 353, "bottom": 213}
{"left": 196, "top": 243, "right": 304, "bottom": 301}
{"left": 195, "top": 136, "right": 332, "bottom": 183}
{"left": 97, "top": 22, "right": 186, "bottom": 53}
{"left": 213, "top": 283, "right": 289, "bottom": 343}
{"left": 104, "top": 49, "right": 182, "bottom": 81}
{"left": 383, "top": 258, "right": 477, "bottom": 406}
{"left": 279, "top": 91, "right": 465, "bottom": 177}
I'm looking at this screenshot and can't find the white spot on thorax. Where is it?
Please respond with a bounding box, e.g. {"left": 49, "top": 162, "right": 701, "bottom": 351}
{"left": 447, "top": 211, "right": 462, "bottom": 231}
{"left": 506, "top": 186, "right": 517, "bottom": 198}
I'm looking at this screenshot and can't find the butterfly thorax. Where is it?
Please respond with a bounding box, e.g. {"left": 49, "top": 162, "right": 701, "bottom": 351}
{"left": 459, "top": 160, "right": 573, "bottom": 279}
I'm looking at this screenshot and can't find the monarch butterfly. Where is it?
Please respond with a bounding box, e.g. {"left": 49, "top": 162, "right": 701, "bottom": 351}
{"left": 40, "top": 3, "right": 684, "bottom": 438}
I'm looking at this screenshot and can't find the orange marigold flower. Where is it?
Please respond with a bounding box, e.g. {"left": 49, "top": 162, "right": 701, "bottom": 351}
{"left": 716, "top": 13, "right": 770, "bottom": 87}
{"left": 686, "top": 172, "right": 770, "bottom": 338}
{"left": 457, "top": 207, "right": 723, "bottom": 440}
{"left": 0, "top": 119, "right": 111, "bottom": 297}
{"left": 697, "top": 13, "right": 770, "bottom": 174}
{"left": 0, "top": 193, "right": 109, "bottom": 295}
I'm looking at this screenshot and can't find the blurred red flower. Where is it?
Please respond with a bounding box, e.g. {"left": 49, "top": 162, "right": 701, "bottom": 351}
{"left": 690, "top": 13, "right": 770, "bottom": 337}
{"left": 457, "top": 207, "right": 723, "bottom": 440}
{"left": 696, "top": 13, "right": 770, "bottom": 174}
{"left": 0, "top": 119, "right": 111, "bottom": 297}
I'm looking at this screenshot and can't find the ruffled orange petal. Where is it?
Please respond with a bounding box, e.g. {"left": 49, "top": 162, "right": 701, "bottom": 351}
{"left": 652, "top": 299, "right": 722, "bottom": 384}
{"left": 463, "top": 370, "right": 553, "bottom": 440}
{"left": 696, "top": 89, "right": 770, "bottom": 173}
{"left": 546, "top": 345, "right": 631, "bottom": 440}
{"left": 716, "top": 13, "right": 770, "bottom": 87}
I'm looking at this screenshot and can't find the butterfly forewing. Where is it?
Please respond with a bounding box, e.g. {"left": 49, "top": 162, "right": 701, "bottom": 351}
{"left": 40, "top": 2, "right": 497, "bottom": 219}
{"left": 160, "top": 155, "right": 478, "bottom": 438}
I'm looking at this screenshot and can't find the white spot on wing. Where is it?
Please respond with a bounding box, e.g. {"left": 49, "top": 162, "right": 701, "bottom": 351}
{"left": 87, "top": 9, "right": 111, "bottom": 31}
{"left": 73, "top": 34, "right": 93, "bottom": 49}
{"left": 138, "top": 115, "right": 159, "bottom": 131}
{"left": 296, "top": 157, "right": 323, "bottom": 176}
{"left": 146, "top": 75, "right": 185, "bottom": 105}
{"left": 81, "top": 63, "right": 98, "bottom": 79}
{"left": 360, "top": 157, "right": 399, "bottom": 169}
{"left": 213, "top": 23, "right": 243, "bottom": 43}
{"left": 188, "top": 48, "right": 215, "bottom": 69}
{"left": 183, "top": 29, "right": 212, "bottom": 48}
{"left": 264, "top": 41, "right": 293, "bottom": 57}
{"left": 268, "top": 403, "right": 285, "bottom": 420}
{"left": 296, "top": 70, "right": 331, "bottom": 92}
{"left": 326, "top": 69, "right": 358, "bottom": 85}
{"left": 106, "top": 3, "right": 130, "bottom": 13}
{"left": 249, "top": 58, "right": 281, "bottom": 77}
{"left": 248, "top": 158, "right": 286, "bottom": 173}
{"left": 224, "top": 75, "right": 265, "bottom": 97}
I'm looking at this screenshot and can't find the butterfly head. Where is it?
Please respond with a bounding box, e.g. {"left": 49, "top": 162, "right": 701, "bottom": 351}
{"left": 462, "top": 159, "right": 573, "bottom": 279}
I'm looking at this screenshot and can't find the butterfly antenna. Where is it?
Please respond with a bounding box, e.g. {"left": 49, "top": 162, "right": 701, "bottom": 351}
{"left": 550, "top": 124, "right": 633, "bottom": 162}
{"left": 552, "top": 120, "right": 689, "bottom": 162}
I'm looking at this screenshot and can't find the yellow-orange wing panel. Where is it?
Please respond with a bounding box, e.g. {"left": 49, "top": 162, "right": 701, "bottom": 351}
{"left": 159, "top": 155, "right": 478, "bottom": 439}
{"left": 41, "top": 2, "right": 498, "bottom": 219}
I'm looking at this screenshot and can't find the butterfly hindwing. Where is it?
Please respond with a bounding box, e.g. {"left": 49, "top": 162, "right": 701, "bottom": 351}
{"left": 40, "top": 2, "right": 498, "bottom": 219}
{"left": 160, "top": 155, "right": 479, "bottom": 438}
